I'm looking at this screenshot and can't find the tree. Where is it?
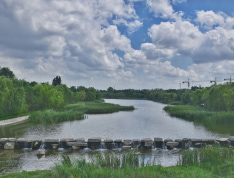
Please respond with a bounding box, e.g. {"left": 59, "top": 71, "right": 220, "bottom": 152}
{"left": 107, "top": 87, "right": 114, "bottom": 92}
{"left": 0, "top": 67, "right": 15, "bottom": 78}
{"left": 52, "top": 76, "right": 62, "bottom": 86}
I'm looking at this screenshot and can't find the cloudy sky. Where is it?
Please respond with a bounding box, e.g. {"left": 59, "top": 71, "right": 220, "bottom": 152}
{"left": 1, "top": 0, "right": 234, "bottom": 90}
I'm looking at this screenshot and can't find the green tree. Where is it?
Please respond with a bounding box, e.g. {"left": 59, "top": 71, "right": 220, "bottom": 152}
{"left": 0, "top": 67, "right": 15, "bottom": 78}
{"left": 87, "top": 87, "right": 96, "bottom": 101}
{"left": 52, "top": 76, "right": 62, "bottom": 86}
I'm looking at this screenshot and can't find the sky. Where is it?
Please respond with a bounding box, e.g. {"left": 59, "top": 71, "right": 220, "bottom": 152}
{"left": 1, "top": 0, "right": 234, "bottom": 90}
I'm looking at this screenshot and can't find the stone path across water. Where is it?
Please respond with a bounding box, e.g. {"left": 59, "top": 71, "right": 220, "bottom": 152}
{"left": 0, "top": 115, "right": 29, "bottom": 126}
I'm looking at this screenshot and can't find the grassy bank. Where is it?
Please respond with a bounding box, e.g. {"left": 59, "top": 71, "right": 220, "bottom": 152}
{"left": 29, "top": 101, "right": 134, "bottom": 123}
{"left": 163, "top": 105, "right": 234, "bottom": 124}
{"left": 2, "top": 147, "right": 234, "bottom": 178}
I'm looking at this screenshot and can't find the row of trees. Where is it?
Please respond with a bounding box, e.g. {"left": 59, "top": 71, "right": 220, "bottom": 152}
{"left": 0, "top": 67, "right": 102, "bottom": 118}
{"left": 102, "top": 84, "right": 234, "bottom": 112}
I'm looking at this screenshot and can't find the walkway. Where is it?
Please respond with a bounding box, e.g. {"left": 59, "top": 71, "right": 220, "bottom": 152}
{"left": 0, "top": 115, "right": 29, "bottom": 126}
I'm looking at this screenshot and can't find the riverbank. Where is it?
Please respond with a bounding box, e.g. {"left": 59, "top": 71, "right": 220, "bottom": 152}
{"left": 163, "top": 105, "right": 234, "bottom": 124}
{"left": 1, "top": 146, "right": 234, "bottom": 178}
{"left": 163, "top": 105, "right": 234, "bottom": 135}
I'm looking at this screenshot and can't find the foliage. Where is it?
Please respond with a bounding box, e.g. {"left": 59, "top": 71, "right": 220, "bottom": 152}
{"left": 0, "top": 67, "right": 15, "bottom": 78}
{"left": 0, "top": 67, "right": 103, "bottom": 120}
{"left": 52, "top": 76, "right": 62, "bottom": 86}
{"left": 0, "top": 77, "right": 27, "bottom": 118}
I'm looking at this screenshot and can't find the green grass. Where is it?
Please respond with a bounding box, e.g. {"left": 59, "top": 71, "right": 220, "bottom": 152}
{"left": 29, "top": 101, "right": 134, "bottom": 124}
{"left": 65, "top": 102, "right": 134, "bottom": 114}
{"left": 163, "top": 105, "right": 234, "bottom": 124}
{"left": 3, "top": 147, "right": 232, "bottom": 178}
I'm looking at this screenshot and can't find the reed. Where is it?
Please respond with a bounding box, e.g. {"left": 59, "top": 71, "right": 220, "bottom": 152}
{"left": 29, "top": 101, "right": 134, "bottom": 124}
{"left": 178, "top": 146, "right": 234, "bottom": 176}
{"left": 164, "top": 105, "right": 234, "bottom": 123}
{"left": 2, "top": 149, "right": 230, "bottom": 178}
{"left": 65, "top": 102, "right": 134, "bottom": 114}
{"left": 28, "top": 110, "right": 84, "bottom": 124}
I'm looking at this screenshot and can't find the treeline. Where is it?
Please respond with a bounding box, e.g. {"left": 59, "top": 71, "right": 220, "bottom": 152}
{"left": 0, "top": 67, "right": 102, "bottom": 118}
{"left": 102, "top": 84, "right": 234, "bottom": 112}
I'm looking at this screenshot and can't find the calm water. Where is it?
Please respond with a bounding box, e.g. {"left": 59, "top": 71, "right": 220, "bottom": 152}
{"left": 0, "top": 99, "right": 230, "bottom": 175}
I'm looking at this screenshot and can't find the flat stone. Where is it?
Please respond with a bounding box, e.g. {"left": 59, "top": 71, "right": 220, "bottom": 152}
{"left": 175, "top": 139, "right": 182, "bottom": 142}
{"left": 182, "top": 138, "right": 190, "bottom": 142}
{"left": 8, "top": 138, "right": 16, "bottom": 142}
{"left": 216, "top": 138, "right": 228, "bottom": 142}
{"left": 154, "top": 138, "right": 163, "bottom": 142}
{"left": 75, "top": 138, "right": 85, "bottom": 142}
{"left": 190, "top": 138, "right": 201, "bottom": 142}
{"left": 133, "top": 139, "right": 140, "bottom": 142}
{"left": 141, "top": 138, "right": 152, "bottom": 142}
{"left": 0, "top": 138, "right": 8, "bottom": 142}
{"left": 44, "top": 139, "right": 59, "bottom": 143}
{"left": 164, "top": 138, "right": 173, "bottom": 143}
{"left": 4, "top": 142, "right": 15, "bottom": 150}
{"left": 114, "top": 139, "right": 122, "bottom": 142}
{"left": 60, "top": 138, "right": 75, "bottom": 142}
{"left": 37, "top": 149, "right": 45, "bottom": 155}
{"left": 166, "top": 142, "right": 179, "bottom": 149}
{"left": 122, "top": 146, "right": 132, "bottom": 150}
{"left": 123, "top": 139, "right": 132, "bottom": 146}
{"left": 88, "top": 137, "right": 102, "bottom": 143}
{"left": 17, "top": 138, "right": 26, "bottom": 142}
{"left": 104, "top": 139, "right": 113, "bottom": 143}
{"left": 228, "top": 136, "right": 234, "bottom": 141}
{"left": 202, "top": 139, "right": 215, "bottom": 144}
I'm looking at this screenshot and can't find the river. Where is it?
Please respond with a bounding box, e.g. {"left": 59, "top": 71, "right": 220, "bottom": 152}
{"left": 0, "top": 99, "right": 229, "bottom": 175}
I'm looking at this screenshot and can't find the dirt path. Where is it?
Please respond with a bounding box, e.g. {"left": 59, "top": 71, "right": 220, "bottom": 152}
{"left": 0, "top": 115, "right": 29, "bottom": 126}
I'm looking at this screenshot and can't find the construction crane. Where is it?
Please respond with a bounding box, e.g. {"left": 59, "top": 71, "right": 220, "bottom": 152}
{"left": 224, "top": 76, "right": 232, "bottom": 85}
{"left": 182, "top": 78, "right": 190, "bottom": 90}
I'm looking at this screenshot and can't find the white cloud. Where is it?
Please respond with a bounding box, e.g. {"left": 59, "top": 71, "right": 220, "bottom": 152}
{"left": 146, "top": 0, "right": 174, "bottom": 18}
{"left": 195, "top": 10, "right": 225, "bottom": 29}
{"left": 172, "top": 0, "right": 187, "bottom": 4}
{"left": 113, "top": 19, "right": 143, "bottom": 34}
{"left": 149, "top": 19, "right": 202, "bottom": 56}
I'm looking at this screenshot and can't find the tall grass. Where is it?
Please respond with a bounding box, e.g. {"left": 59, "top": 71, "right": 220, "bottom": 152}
{"left": 164, "top": 105, "right": 234, "bottom": 123}
{"left": 29, "top": 101, "right": 134, "bottom": 124}
{"left": 29, "top": 110, "right": 84, "bottom": 124}
{"left": 65, "top": 102, "right": 134, "bottom": 114}
{"left": 2, "top": 149, "right": 230, "bottom": 177}
{"left": 178, "top": 146, "right": 234, "bottom": 176}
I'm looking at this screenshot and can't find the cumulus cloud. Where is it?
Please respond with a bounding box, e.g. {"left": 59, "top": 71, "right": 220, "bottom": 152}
{"left": 195, "top": 10, "right": 225, "bottom": 29}
{"left": 0, "top": 0, "right": 137, "bottom": 87}
{"left": 1, "top": 0, "right": 234, "bottom": 89}
{"left": 146, "top": 0, "right": 174, "bottom": 18}
{"left": 148, "top": 19, "right": 202, "bottom": 56}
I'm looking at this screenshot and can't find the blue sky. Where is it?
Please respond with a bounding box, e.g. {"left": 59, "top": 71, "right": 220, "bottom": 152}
{"left": 0, "top": 0, "right": 234, "bottom": 89}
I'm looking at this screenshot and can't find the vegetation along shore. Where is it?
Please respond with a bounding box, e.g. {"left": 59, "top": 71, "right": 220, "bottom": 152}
{"left": 1, "top": 146, "right": 234, "bottom": 178}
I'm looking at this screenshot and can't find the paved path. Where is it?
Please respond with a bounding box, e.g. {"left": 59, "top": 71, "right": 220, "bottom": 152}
{"left": 0, "top": 115, "right": 29, "bottom": 126}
